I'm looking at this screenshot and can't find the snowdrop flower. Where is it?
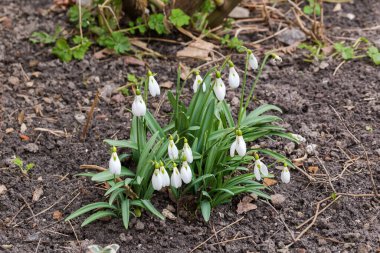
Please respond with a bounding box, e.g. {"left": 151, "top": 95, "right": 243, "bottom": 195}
{"left": 291, "top": 133, "right": 306, "bottom": 143}
{"left": 213, "top": 71, "right": 226, "bottom": 101}
{"left": 253, "top": 153, "right": 269, "bottom": 181}
{"left": 131, "top": 89, "right": 146, "bottom": 117}
{"left": 248, "top": 50, "right": 259, "bottom": 70}
{"left": 228, "top": 61, "right": 240, "bottom": 88}
{"left": 152, "top": 163, "right": 163, "bottom": 191}
{"left": 168, "top": 135, "right": 179, "bottom": 160}
{"left": 281, "top": 164, "right": 291, "bottom": 184}
{"left": 271, "top": 54, "right": 282, "bottom": 64}
{"left": 230, "top": 129, "right": 246, "bottom": 157}
{"left": 193, "top": 71, "right": 205, "bottom": 93}
{"left": 182, "top": 138, "right": 193, "bottom": 163}
{"left": 148, "top": 70, "right": 160, "bottom": 97}
{"left": 160, "top": 161, "right": 170, "bottom": 187}
{"left": 109, "top": 146, "right": 121, "bottom": 175}
{"left": 170, "top": 163, "right": 182, "bottom": 188}
{"left": 180, "top": 156, "right": 192, "bottom": 184}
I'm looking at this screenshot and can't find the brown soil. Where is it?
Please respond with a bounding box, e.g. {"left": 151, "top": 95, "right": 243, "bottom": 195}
{"left": 1, "top": 1, "right": 379, "bottom": 253}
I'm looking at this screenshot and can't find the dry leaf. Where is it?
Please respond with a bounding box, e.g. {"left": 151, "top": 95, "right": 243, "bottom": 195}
{"left": 263, "top": 178, "right": 278, "bottom": 187}
{"left": 161, "top": 81, "right": 174, "bottom": 89}
{"left": 52, "top": 210, "right": 63, "bottom": 220}
{"left": 93, "top": 48, "right": 113, "bottom": 60}
{"left": 307, "top": 166, "right": 319, "bottom": 174}
{"left": 242, "top": 195, "right": 254, "bottom": 203}
{"left": 5, "top": 128, "right": 14, "bottom": 134}
{"left": 20, "top": 123, "right": 27, "bottom": 133}
{"left": 32, "top": 187, "right": 44, "bottom": 202}
{"left": 293, "top": 160, "right": 304, "bottom": 167}
{"left": 237, "top": 202, "right": 257, "bottom": 214}
{"left": 162, "top": 209, "right": 176, "bottom": 220}
{"left": 333, "top": 3, "right": 342, "bottom": 12}
{"left": 179, "top": 62, "right": 191, "bottom": 80}
{"left": 31, "top": 71, "right": 42, "bottom": 78}
{"left": 176, "top": 40, "right": 214, "bottom": 61}
{"left": 18, "top": 110, "right": 25, "bottom": 125}
{"left": 0, "top": 16, "right": 12, "bottom": 29}
{"left": 124, "top": 56, "right": 145, "bottom": 66}
{"left": 34, "top": 104, "right": 43, "bottom": 116}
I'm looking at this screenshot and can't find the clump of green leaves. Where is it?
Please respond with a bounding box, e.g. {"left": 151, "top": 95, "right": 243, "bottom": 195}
{"left": 303, "top": 0, "right": 321, "bottom": 16}
{"left": 366, "top": 46, "right": 380, "bottom": 65}
{"left": 169, "top": 9, "right": 190, "bottom": 28}
{"left": 12, "top": 157, "right": 35, "bottom": 175}
{"left": 148, "top": 13, "right": 168, "bottom": 35}
{"left": 333, "top": 37, "right": 380, "bottom": 65}
{"left": 52, "top": 36, "right": 92, "bottom": 62}
{"left": 221, "top": 35, "right": 244, "bottom": 52}
{"left": 68, "top": 5, "right": 95, "bottom": 28}
{"left": 97, "top": 32, "right": 131, "bottom": 54}
{"left": 30, "top": 26, "right": 63, "bottom": 44}
{"left": 298, "top": 42, "right": 325, "bottom": 62}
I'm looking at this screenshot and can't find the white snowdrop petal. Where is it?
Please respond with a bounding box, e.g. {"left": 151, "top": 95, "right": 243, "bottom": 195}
{"left": 236, "top": 136, "right": 246, "bottom": 156}
{"left": 213, "top": 78, "right": 226, "bottom": 101}
{"left": 228, "top": 67, "right": 240, "bottom": 88}
{"left": 149, "top": 76, "right": 160, "bottom": 97}
{"left": 152, "top": 169, "right": 163, "bottom": 191}
{"left": 170, "top": 167, "right": 182, "bottom": 188}
{"left": 184, "top": 144, "right": 193, "bottom": 163}
{"left": 168, "top": 140, "right": 179, "bottom": 160}
{"left": 281, "top": 168, "right": 291, "bottom": 184}
{"left": 254, "top": 166, "right": 261, "bottom": 181}
{"left": 180, "top": 162, "right": 192, "bottom": 184}
{"left": 161, "top": 167, "right": 170, "bottom": 187}
{"left": 193, "top": 75, "right": 203, "bottom": 93}
{"left": 259, "top": 160, "right": 269, "bottom": 176}
{"left": 132, "top": 95, "right": 146, "bottom": 117}
{"left": 248, "top": 53, "right": 259, "bottom": 70}
{"left": 109, "top": 152, "right": 121, "bottom": 175}
{"left": 230, "top": 140, "right": 237, "bottom": 157}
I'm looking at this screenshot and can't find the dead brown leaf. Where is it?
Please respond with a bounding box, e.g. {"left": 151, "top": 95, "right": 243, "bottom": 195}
{"left": 124, "top": 56, "right": 145, "bottom": 66}
{"left": 308, "top": 166, "right": 319, "bottom": 174}
{"left": 176, "top": 40, "right": 214, "bottom": 60}
{"left": 162, "top": 209, "right": 176, "bottom": 220}
{"left": 32, "top": 187, "right": 44, "bottom": 202}
{"left": 263, "top": 178, "right": 278, "bottom": 187}
{"left": 93, "top": 48, "right": 113, "bottom": 60}
{"left": 237, "top": 202, "right": 257, "bottom": 214}
{"left": 179, "top": 62, "right": 191, "bottom": 80}
{"left": 161, "top": 81, "right": 174, "bottom": 89}
{"left": 0, "top": 16, "right": 12, "bottom": 28}
{"left": 19, "top": 134, "right": 30, "bottom": 141}
{"left": 18, "top": 111, "right": 25, "bottom": 125}
{"left": 52, "top": 210, "right": 63, "bottom": 220}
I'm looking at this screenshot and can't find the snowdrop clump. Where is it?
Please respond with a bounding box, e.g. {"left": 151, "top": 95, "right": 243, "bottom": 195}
{"left": 68, "top": 50, "right": 297, "bottom": 229}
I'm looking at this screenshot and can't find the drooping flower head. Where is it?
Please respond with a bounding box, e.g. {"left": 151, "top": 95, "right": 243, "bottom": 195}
{"left": 228, "top": 61, "right": 240, "bottom": 89}
{"left": 180, "top": 156, "right": 192, "bottom": 184}
{"left": 148, "top": 70, "right": 160, "bottom": 97}
{"left": 230, "top": 129, "right": 247, "bottom": 157}
{"left": 170, "top": 163, "right": 182, "bottom": 188}
{"left": 131, "top": 89, "right": 146, "bottom": 117}
{"left": 109, "top": 146, "right": 121, "bottom": 175}
{"left": 193, "top": 70, "right": 205, "bottom": 93}
{"left": 213, "top": 71, "right": 226, "bottom": 101}
{"left": 152, "top": 162, "right": 163, "bottom": 191}
{"left": 247, "top": 50, "right": 259, "bottom": 71}
{"left": 281, "top": 163, "right": 290, "bottom": 184}
{"left": 168, "top": 135, "right": 179, "bottom": 160}
{"left": 183, "top": 138, "right": 193, "bottom": 163}
{"left": 253, "top": 153, "right": 269, "bottom": 181}
{"left": 160, "top": 161, "right": 170, "bottom": 187}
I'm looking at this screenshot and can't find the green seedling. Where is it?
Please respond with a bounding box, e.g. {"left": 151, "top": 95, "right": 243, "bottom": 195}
{"left": 12, "top": 157, "right": 35, "bottom": 175}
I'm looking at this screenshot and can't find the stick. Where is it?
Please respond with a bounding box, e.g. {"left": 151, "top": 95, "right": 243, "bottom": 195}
{"left": 209, "top": 235, "right": 254, "bottom": 246}
{"left": 315, "top": 155, "right": 336, "bottom": 193}
{"left": 81, "top": 91, "right": 100, "bottom": 141}
{"left": 190, "top": 217, "right": 244, "bottom": 252}
{"left": 34, "top": 238, "right": 42, "bottom": 253}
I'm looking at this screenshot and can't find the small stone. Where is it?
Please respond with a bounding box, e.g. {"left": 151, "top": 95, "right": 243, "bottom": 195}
{"left": 20, "top": 123, "right": 27, "bottom": 133}
{"left": 24, "top": 143, "right": 39, "bottom": 153}
{"left": 135, "top": 221, "right": 145, "bottom": 230}
{"left": 37, "top": 176, "right": 43, "bottom": 181}
{"left": 74, "top": 113, "right": 86, "bottom": 124}
{"left": 229, "top": 6, "right": 250, "bottom": 18}
{"left": 120, "top": 233, "right": 133, "bottom": 242}
{"left": 162, "top": 209, "right": 176, "bottom": 220}
{"left": 297, "top": 212, "right": 304, "bottom": 218}
{"left": 284, "top": 142, "right": 295, "bottom": 154}
{"left": 346, "top": 13, "right": 355, "bottom": 20}
{"left": 165, "top": 205, "right": 176, "bottom": 213}
{"left": 26, "top": 81, "right": 34, "bottom": 87}
{"left": 231, "top": 96, "right": 240, "bottom": 106}
{"left": 277, "top": 28, "right": 306, "bottom": 45}
{"left": 111, "top": 93, "right": 125, "bottom": 103}
{"left": 26, "top": 233, "right": 40, "bottom": 242}
{"left": 0, "top": 185, "right": 7, "bottom": 195}
{"left": 5, "top": 128, "right": 14, "bottom": 133}
{"left": 270, "top": 194, "right": 286, "bottom": 206}
{"left": 343, "top": 232, "right": 361, "bottom": 241}
{"left": 8, "top": 76, "right": 20, "bottom": 86}
{"left": 306, "top": 144, "right": 317, "bottom": 155}
{"left": 319, "top": 61, "right": 329, "bottom": 69}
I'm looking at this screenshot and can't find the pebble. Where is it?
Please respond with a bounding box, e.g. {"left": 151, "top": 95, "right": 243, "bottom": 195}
{"left": 270, "top": 194, "right": 286, "bottom": 207}
{"left": 74, "top": 113, "right": 86, "bottom": 124}
{"left": 231, "top": 96, "right": 240, "bottom": 106}
{"left": 24, "top": 143, "right": 39, "bottom": 153}
{"left": 119, "top": 233, "right": 133, "bottom": 242}
{"left": 135, "top": 221, "right": 145, "bottom": 230}
{"left": 8, "top": 76, "right": 20, "bottom": 86}
{"left": 0, "top": 185, "right": 7, "bottom": 195}
{"left": 306, "top": 144, "right": 318, "bottom": 155}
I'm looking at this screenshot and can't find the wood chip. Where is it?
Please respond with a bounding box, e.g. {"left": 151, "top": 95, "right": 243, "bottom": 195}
{"left": 52, "top": 210, "right": 63, "bottom": 220}
{"left": 32, "top": 187, "right": 44, "bottom": 202}
{"left": 307, "top": 166, "right": 319, "bottom": 174}
{"left": 18, "top": 111, "right": 25, "bottom": 125}
{"left": 179, "top": 62, "right": 191, "bottom": 80}
{"left": 20, "top": 123, "right": 27, "bottom": 134}
{"left": 162, "top": 209, "right": 176, "bottom": 220}
{"left": 5, "top": 128, "right": 14, "bottom": 134}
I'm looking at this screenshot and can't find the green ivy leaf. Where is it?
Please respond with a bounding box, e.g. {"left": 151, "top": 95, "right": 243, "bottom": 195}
{"left": 148, "top": 13, "right": 167, "bottom": 35}
{"left": 169, "top": 9, "right": 190, "bottom": 28}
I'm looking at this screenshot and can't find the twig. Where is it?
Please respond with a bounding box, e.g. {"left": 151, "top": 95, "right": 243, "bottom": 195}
{"left": 294, "top": 165, "right": 316, "bottom": 182}
{"left": 35, "top": 238, "right": 42, "bottom": 253}
{"left": 190, "top": 217, "right": 244, "bottom": 252}
{"left": 315, "top": 155, "right": 336, "bottom": 193}
{"left": 209, "top": 235, "right": 254, "bottom": 246}
{"left": 333, "top": 60, "right": 345, "bottom": 76}
{"left": 286, "top": 195, "right": 341, "bottom": 248}
{"left": 81, "top": 91, "right": 100, "bottom": 141}
{"left": 63, "top": 192, "right": 81, "bottom": 210}
{"left": 212, "top": 224, "right": 223, "bottom": 252}
{"left": 13, "top": 196, "right": 66, "bottom": 227}
{"left": 19, "top": 195, "right": 37, "bottom": 224}
{"left": 250, "top": 28, "right": 288, "bottom": 45}
{"left": 68, "top": 220, "right": 80, "bottom": 247}
{"left": 8, "top": 204, "right": 26, "bottom": 225}
{"left": 78, "top": 0, "right": 83, "bottom": 40}
{"left": 154, "top": 90, "right": 167, "bottom": 117}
